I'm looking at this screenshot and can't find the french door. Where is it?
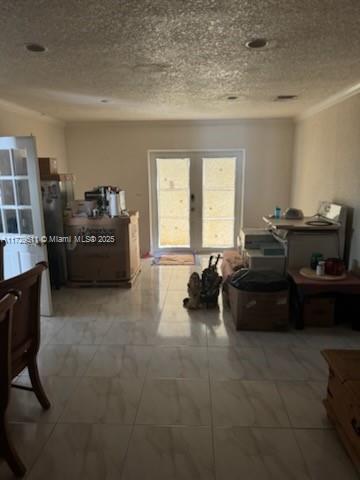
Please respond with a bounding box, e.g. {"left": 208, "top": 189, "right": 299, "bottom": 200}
{"left": 0, "top": 136, "right": 52, "bottom": 316}
{"left": 149, "top": 150, "right": 244, "bottom": 253}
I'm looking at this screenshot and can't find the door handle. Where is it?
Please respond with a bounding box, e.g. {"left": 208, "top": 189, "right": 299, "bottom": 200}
{"left": 190, "top": 194, "right": 195, "bottom": 202}
{"left": 191, "top": 207, "right": 195, "bottom": 212}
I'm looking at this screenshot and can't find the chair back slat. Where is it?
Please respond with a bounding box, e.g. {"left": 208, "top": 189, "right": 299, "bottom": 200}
{"left": 0, "top": 292, "right": 19, "bottom": 410}
{"left": 0, "top": 240, "right": 5, "bottom": 281}
{"left": 0, "top": 262, "right": 47, "bottom": 378}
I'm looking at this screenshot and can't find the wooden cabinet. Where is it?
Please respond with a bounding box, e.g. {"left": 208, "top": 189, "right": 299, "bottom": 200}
{"left": 64, "top": 211, "right": 140, "bottom": 286}
{"left": 322, "top": 349, "right": 360, "bottom": 473}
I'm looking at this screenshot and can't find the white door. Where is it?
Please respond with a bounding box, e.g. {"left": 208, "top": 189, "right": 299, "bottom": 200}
{"left": 149, "top": 150, "right": 244, "bottom": 253}
{"left": 0, "top": 136, "right": 52, "bottom": 316}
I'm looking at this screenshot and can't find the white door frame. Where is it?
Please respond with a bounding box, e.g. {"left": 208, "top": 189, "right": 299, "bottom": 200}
{"left": 148, "top": 149, "right": 245, "bottom": 254}
{"left": 0, "top": 136, "right": 53, "bottom": 316}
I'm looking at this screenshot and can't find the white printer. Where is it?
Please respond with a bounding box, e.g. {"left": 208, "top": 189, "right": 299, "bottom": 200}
{"left": 239, "top": 228, "right": 286, "bottom": 274}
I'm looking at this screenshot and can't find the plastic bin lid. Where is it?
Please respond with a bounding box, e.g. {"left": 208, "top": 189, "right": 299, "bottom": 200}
{"left": 230, "top": 269, "right": 289, "bottom": 292}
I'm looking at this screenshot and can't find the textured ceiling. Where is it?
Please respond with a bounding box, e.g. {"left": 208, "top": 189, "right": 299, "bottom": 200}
{"left": 0, "top": 0, "right": 360, "bottom": 121}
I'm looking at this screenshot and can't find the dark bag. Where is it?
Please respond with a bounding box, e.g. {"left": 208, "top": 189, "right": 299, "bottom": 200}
{"left": 201, "top": 255, "right": 222, "bottom": 307}
{"left": 230, "top": 269, "right": 289, "bottom": 292}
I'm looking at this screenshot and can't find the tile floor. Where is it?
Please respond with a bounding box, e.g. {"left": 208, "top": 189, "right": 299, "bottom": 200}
{"left": 1, "top": 258, "right": 360, "bottom": 479}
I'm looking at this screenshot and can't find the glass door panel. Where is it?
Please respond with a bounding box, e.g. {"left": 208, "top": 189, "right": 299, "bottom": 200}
{"left": 0, "top": 150, "right": 12, "bottom": 175}
{"left": 0, "top": 180, "right": 16, "bottom": 205}
{"left": 202, "top": 157, "right": 236, "bottom": 248}
{"left": 158, "top": 190, "right": 189, "bottom": 217}
{"left": 0, "top": 149, "right": 34, "bottom": 234}
{"left": 19, "top": 209, "right": 33, "bottom": 234}
{"left": 203, "top": 190, "right": 235, "bottom": 218}
{"left": 13, "top": 149, "right": 28, "bottom": 175}
{"left": 150, "top": 151, "right": 242, "bottom": 253}
{"left": 15, "top": 179, "right": 31, "bottom": 205}
{"left": 156, "top": 158, "right": 190, "bottom": 248}
{"left": 4, "top": 209, "right": 18, "bottom": 233}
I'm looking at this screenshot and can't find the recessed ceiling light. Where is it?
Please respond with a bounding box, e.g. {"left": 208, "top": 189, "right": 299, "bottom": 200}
{"left": 219, "top": 94, "right": 246, "bottom": 102}
{"left": 245, "top": 38, "right": 268, "bottom": 49}
{"left": 25, "top": 43, "right": 47, "bottom": 53}
{"left": 275, "top": 95, "right": 298, "bottom": 101}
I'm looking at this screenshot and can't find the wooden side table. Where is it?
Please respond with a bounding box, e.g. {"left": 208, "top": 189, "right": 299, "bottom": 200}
{"left": 288, "top": 269, "right": 360, "bottom": 330}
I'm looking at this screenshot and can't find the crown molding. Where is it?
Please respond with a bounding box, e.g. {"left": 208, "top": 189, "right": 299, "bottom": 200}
{"left": 297, "top": 82, "right": 360, "bottom": 121}
{"left": 0, "top": 98, "right": 65, "bottom": 126}
{"left": 66, "top": 116, "right": 294, "bottom": 128}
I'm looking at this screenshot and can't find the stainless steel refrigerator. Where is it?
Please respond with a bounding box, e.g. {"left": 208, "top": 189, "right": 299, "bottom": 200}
{"left": 41, "top": 174, "right": 74, "bottom": 288}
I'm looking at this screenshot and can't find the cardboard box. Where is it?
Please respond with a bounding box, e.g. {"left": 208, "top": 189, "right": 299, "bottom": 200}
{"left": 322, "top": 350, "right": 360, "bottom": 382}
{"left": 228, "top": 284, "right": 289, "bottom": 331}
{"left": 326, "top": 379, "right": 360, "bottom": 460}
{"left": 322, "top": 349, "right": 360, "bottom": 471}
{"left": 70, "top": 200, "right": 97, "bottom": 216}
{"left": 324, "top": 397, "right": 360, "bottom": 473}
{"left": 65, "top": 212, "right": 140, "bottom": 285}
{"left": 303, "top": 297, "right": 335, "bottom": 326}
{"left": 38, "top": 157, "right": 57, "bottom": 177}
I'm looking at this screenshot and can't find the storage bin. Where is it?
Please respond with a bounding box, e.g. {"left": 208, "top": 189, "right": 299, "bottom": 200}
{"left": 228, "top": 270, "right": 289, "bottom": 331}
{"left": 303, "top": 296, "right": 335, "bottom": 326}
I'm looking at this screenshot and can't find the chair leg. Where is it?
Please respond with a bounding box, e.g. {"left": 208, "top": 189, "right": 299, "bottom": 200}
{"left": 28, "top": 357, "right": 51, "bottom": 410}
{"left": 0, "top": 415, "right": 26, "bottom": 477}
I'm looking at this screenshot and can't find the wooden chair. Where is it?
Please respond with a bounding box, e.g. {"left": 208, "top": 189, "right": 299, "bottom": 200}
{"left": 0, "top": 262, "right": 50, "bottom": 477}
{"left": 0, "top": 240, "right": 5, "bottom": 281}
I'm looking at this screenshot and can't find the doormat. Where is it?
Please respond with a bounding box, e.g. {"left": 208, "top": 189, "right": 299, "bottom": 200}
{"left": 152, "top": 254, "right": 196, "bottom": 266}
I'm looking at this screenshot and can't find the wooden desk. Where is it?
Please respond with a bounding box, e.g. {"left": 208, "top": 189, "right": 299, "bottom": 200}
{"left": 288, "top": 269, "right": 360, "bottom": 329}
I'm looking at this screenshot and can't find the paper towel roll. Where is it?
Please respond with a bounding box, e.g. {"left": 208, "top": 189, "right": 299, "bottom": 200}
{"left": 109, "top": 192, "right": 120, "bottom": 217}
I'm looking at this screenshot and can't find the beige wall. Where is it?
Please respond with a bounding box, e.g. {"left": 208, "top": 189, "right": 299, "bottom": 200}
{"left": 0, "top": 101, "right": 68, "bottom": 171}
{"left": 292, "top": 93, "right": 360, "bottom": 269}
{"left": 65, "top": 119, "right": 294, "bottom": 254}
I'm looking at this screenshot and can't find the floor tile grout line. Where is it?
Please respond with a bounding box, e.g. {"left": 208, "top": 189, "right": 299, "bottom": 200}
{"left": 11, "top": 419, "right": 336, "bottom": 431}
{"left": 273, "top": 378, "right": 295, "bottom": 429}
{"left": 117, "top": 318, "right": 157, "bottom": 479}
{"left": 119, "top": 372, "right": 149, "bottom": 480}
{"left": 21, "top": 421, "right": 58, "bottom": 477}
{"left": 290, "top": 426, "right": 315, "bottom": 479}
{"left": 206, "top": 336, "right": 218, "bottom": 480}
{"left": 17, "top": 372, "right": 84, "bottom": 477}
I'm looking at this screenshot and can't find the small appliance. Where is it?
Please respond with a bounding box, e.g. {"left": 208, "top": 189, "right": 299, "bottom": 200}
{"left": 84, "top": 186, "right": 110, "bottom": 213}
{"left": 284, "top": 208, "right": 304, "bottom": 220}
{"left": 109, "top": 189, "right": 126, "bottom": 217}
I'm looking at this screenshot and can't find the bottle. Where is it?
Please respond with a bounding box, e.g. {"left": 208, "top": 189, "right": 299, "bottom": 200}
{"left": 274, "top": 206, "right": 281, "bottom": 219}
{"left": 316, "top": 261, "right": 325, "bottom": 276}
{"left": 310, "top": 253, "right": 323, "bottom": 270}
